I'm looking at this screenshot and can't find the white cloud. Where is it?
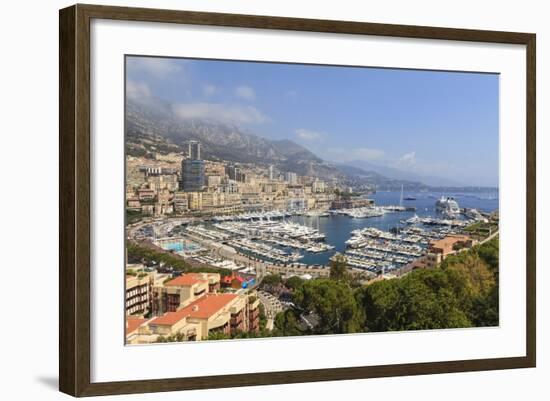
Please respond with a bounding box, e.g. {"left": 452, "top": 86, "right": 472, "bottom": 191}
{"left": 395, "top": 151, "right": 417, "bottom": 167}
{"left": 295, "top": 128, "right": 324, "bottom": 141}
{"left": 202, "top": 84, "right": 220, "bottom": 97}
{"left": 172, "top": 102, "right": 267, "bottom": 125}
{"left": 235, "top": 85, "right": 256, "bottom": 101}
{"left": 127, "top": 57, "right": 183, "bottom": 78}
{"left": 126, "top": 80, "right": 151, "bottom": 100}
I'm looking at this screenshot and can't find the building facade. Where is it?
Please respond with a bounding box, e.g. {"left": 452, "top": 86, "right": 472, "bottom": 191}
{"left": 128, "top": 272, "right": 260, "bottom": 343}
{"left": 125, "top": 270, "right": 153, "bottom": 316}
{"left": 181, "top": 159, "right": 205, "bottom": 192}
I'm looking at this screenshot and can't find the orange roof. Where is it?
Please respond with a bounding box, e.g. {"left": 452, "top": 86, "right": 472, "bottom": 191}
{"left": 222, "top": 274, "right": 245, "bottom": 284}
{"left": 164, "top": 273, "right": 207, "bottom": 287}
{"left": 126, "top": 316, "right": 147, "bottom": 335}
{"left": 149, "top": 294, "right": 238, "bottom": 326}
{"left": 430, "top": 235, "right": 469, "bottom": 251}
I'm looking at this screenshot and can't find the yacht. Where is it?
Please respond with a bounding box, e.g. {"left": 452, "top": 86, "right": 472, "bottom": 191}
{"left": 405, "top": 214, "right": 421, "bottom": 225}
{"left": 305, "top": 210, "right": 330, "bottom": 217}
{"left": 435, "top": 196, "right": 460, "bottom": 217}
{"left": 464, "top": 208, "right": 489, "bottom": 222}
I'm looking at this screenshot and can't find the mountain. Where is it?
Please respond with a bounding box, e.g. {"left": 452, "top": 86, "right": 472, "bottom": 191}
{"left": 126, "top": 98, "right": 344, "bottom": 179}
{"left": 125, "top": 96, "right": 422, "bottom": 189}
{"left": 342, "top": 159, "right": 466, "bottom": 187}
{"left": 336, "top": 164, "right": 426, "bottom": 190}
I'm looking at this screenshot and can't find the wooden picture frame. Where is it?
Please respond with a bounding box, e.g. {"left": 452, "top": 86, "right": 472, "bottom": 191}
{"left": 59, "top": 3, "right": 536, "bottom": 397}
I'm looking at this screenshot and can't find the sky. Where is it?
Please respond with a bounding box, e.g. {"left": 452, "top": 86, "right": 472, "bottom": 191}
{"left": 126, "top": 56, "right": 499, "bottom": 187}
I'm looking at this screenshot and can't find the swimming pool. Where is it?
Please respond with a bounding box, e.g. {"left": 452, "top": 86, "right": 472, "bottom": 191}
{"left": 161, "top": 242, "right": 200, "bottom": 253}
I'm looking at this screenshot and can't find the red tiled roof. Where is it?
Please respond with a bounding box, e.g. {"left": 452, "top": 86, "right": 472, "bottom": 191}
{"left": 164, "top": 273, "right": 207, "bottom": 287}
{"left": 126, "top": 316, "right": 147, "bottom": 335}
{"left": 149, "top": 294, "right": 238, "bottom": 326}
{"left": 222, "top": 275, "right": 245, "bottom": 284}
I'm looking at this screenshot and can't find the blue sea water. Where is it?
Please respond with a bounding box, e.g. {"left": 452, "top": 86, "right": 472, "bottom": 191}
{"left": 290, "top": 190, "right": 499, "bottom": 266}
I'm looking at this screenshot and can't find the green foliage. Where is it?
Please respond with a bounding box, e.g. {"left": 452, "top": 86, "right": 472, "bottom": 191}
{"left": 357, "top": 269, "right": 472, "bottom": 332}
{"left": 329, "top": 254, "right": 349, "bottom": 281}
{"left": 258, "top": 303, "right": 267, "bottom": 331}
{"left": 293, "top": 279, "right": 362, "bottom": 334}
{"left": 476, "top": 237, "right": 499, "bottom": 274}
{"left": 470, "top": 285, "right": 499, "bottom": 326}
{"left": 232, "top": 329, "right": 273, "bottom": 339}
{"left": 206, "top": 331, "right": 232, "bottom": 341}
{"left": 261, "top": 274, "right": 283, "bottom": 286}
{"left": 156, "top": 332, "right": 187, "bottom": 343}
{"left": 440, "top": 237, "right": 499, "bottom": 327}
{"left": 441, "top": 238, "right": 499, "bottom": 296}
{"left": 126, "top": 209, "right": 148, "bottom": 224}
{"left": 273, "top": 309, "right": 307, "bottom": 337}
{"left": 356, "top": 237, "right": 500, "bottom": 332}
{"left": 441, "top": 252, "right": 495, "bottom": 297}
{"left": 285, "top": 276, "right": 305, "bottom": 290}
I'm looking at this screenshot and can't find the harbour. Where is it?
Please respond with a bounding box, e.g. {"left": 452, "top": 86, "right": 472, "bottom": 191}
{"left": 132, "top": 190, "right": 498, "bottom": 276}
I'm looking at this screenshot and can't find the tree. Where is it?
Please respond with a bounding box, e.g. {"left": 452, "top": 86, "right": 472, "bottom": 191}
{"left": 470, "top": 285, "right": 499, "bottom": 326}
{"left": 329, "top": 254, "right": 349, "bottom": 281}
{"left": 285, "top": 275, "right": 305, "bottom": 291}
{"left": 258, "top": 303, "right": 267, "bottom": 331}
{"left": 293, "top": 279, "right": 362, "bottom": 334}
{"left": 357, "top": 269, "right": 472, "bottom": 332}
{"left": 476, "top": 237, "right": 499, "bottom": 274}
{"left": 261, "top": 273, "right": 283, "bottom": 287}
{"left": 206, "top": 331, "right": 231, "bottom": 341}
{"left": 156, "top": 332, "right": 187, "bottom": 343}
{"left": 440, "top": 237, "right": 499, "bottom": 327}
{"left": 273, "top": 309, "right": 306, "bottom": 336}
{"left": 442, "top": 252, "right": 495, "bottom": 297}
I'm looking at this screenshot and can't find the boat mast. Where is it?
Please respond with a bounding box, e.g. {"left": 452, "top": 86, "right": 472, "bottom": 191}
{"left": 399, "top": 184, "right": 404, "bottom": 208}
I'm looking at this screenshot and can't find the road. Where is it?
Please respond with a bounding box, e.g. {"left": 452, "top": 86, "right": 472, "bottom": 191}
{"left": 479, "top": 229, "right": 499, "bottom": 244}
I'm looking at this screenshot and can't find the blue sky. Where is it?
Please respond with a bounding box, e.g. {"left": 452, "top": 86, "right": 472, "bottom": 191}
{"left": 126, "top": 56, "right": 499, "bottom": 187}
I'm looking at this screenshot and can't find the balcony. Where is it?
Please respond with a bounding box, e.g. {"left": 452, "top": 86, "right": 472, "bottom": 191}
{"left": 209, "top": 312, "right": 230, "bottom": 330}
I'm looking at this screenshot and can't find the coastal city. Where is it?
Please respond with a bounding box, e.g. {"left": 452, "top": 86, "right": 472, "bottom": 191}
{"left": 124, "top": 56, "right": 500, "bottom": 342}
{"left": 125, "top": 140, "right": 499, "bottom": 343}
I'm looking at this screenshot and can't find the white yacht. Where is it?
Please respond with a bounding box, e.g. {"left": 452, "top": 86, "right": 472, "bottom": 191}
{"left": 405, "top": 214, "right": 421, "bottom": 225}
{"left": 435, "top": 196, "right": 460, "bottom": 217}
{"left": 464, "top": 208, "right": 489, "bottom": 222}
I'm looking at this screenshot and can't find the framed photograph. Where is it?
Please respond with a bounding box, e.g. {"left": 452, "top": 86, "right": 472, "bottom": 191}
{"left": 59, "top": 4, "right": 536, "bottom": 397}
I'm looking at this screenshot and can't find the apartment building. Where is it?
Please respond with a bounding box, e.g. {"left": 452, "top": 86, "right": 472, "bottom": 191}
{"left": 125, "top": 270, "right": 153, "bottom": 316}
{"left": 152, "top": 273, "right": 221, "bottom": 315}
{"left": 130, "top": 291, "right": 260, "bottom": 343}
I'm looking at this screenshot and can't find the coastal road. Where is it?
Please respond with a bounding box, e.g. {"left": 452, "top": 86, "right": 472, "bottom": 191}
{"left": 479, "top": 229, "right": 499, "bottom": 244}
